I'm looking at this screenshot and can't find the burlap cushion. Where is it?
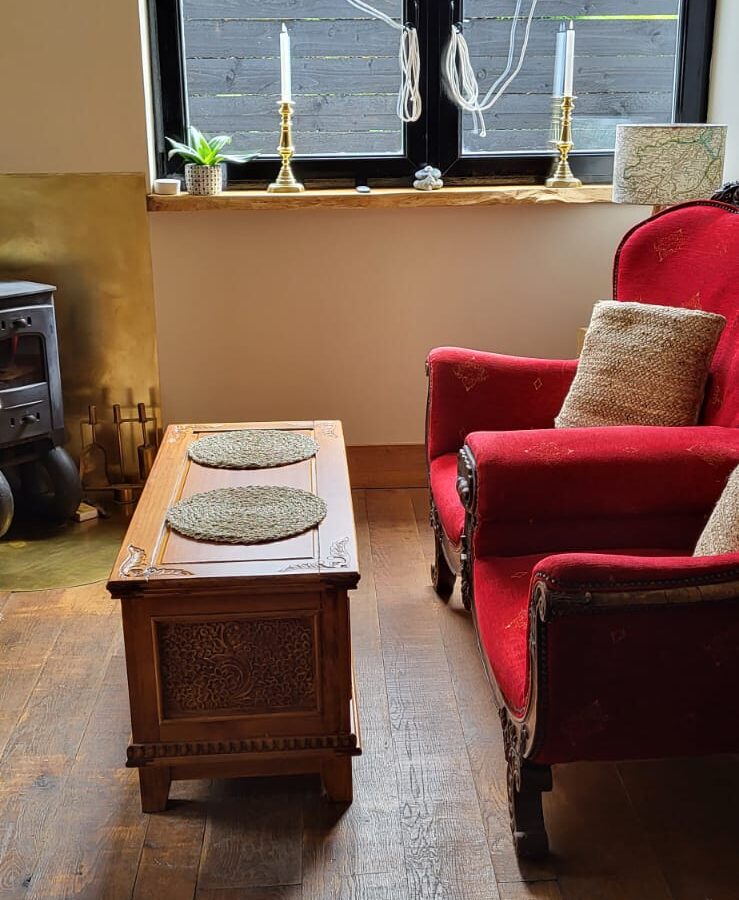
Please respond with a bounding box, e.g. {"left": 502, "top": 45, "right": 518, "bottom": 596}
{"left": 555, "top": 301, "right": 725, "bottom": 429}
{"left": 694, "top": 466, "right": 739, "bottom": 556}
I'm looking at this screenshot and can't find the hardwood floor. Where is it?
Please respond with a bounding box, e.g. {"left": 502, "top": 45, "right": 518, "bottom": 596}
{"left": 0, "top": 488, "right": 738, "bottom": 899}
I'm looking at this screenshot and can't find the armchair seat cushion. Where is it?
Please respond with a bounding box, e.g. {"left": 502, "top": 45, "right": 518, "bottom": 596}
{"left": 429, "top": 453, "right": 465, "bottom": 547}
{"left": 474, "top": 547, "right": 690, "bottom": 719}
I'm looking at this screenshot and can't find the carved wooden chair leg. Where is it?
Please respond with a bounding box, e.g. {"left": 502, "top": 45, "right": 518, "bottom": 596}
{"left": 459, "top": 534, "right": 473, "bottom": 610}
{"left": 431, "top": 529, "right": 456, "bottom": 599}
{"left": 507, "top": 759, "right": 552, "bottom": 859}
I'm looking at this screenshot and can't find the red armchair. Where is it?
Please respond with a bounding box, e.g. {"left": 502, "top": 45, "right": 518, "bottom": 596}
{"left": 425, "top": 201, "right": 739, "bottom": 857}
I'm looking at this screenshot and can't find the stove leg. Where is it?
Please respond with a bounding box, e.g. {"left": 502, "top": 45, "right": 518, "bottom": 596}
{"left": 0, "top": 470, "right": 14, "bottom": 538}
{"left": 20, "top": 445, "right": 82, "bottom": 523}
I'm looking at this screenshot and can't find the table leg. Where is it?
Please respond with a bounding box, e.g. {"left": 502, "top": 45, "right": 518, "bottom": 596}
{"left": 322, "top": 757, "right": 353, "bottom": 803}
{"left": 139, "top": 766, "right": 172, "bottom": 813}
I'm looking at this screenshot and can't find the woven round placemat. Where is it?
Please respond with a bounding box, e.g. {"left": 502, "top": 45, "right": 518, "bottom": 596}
{"left": 189, "top": 430, "right": 318, "bottom": 469}
{"left": 166, "top": 486, "right": 327, "bottom": 544}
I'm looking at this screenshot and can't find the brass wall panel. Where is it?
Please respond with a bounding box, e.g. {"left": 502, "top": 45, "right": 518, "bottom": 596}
{"left": 0, "top": 173, "right": 160, "bottom": 462}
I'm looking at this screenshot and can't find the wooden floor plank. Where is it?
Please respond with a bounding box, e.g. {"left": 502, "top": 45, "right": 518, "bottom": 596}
{"left": 547, "top": 763, "right": 674, "bottom": 900}
{"left": 618, "top": 756, "right": 739, "bottom": 900}
{"left": 410, "top": 490, "right": 561, "bottom": 893}
{"left": 20, "top": 607, "right": 142, "bottom": 900}
{"left": 366, "top": 489, "right": 500, "bottom": 900}
{"left": 301, "top": 492, "right": 407, "bottom": 900}
{"left": 497, "top": 882, "right": 565, "bottom": 900}
{"left": 0, "top": 587, "right": 119, "bottom": 898}
{"left": 132, "top": 780, "right": 211, "bottom": 900}
{"left": 0, "top": 589, "right": 67, "bottom": 761}
{"left": 197, "top": 887, "right": 301, "bottom": 900}
{"left": 197, "top": 777, "right": 304, "bottom": 893}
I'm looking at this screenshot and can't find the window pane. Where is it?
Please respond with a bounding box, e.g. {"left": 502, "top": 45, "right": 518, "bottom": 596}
{"left": 181, "top": 0, "right": 405, "bottom": 157}
{"left": 461, "top": 0, "right": 680, "bottom": 155}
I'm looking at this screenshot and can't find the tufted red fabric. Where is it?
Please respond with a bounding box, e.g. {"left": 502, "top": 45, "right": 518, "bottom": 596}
{"left": 614, "top": 201, "right": 739, "bottom": 426}
{"left": 429, "top": 453, "right": 465, "bottom": 548}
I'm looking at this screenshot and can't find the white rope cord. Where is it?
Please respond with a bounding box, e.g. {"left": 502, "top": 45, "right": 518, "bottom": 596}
{"left": 345, "top": 0, "right": 422, "bottom": 122}
{"left": 444, "top": 0, "right": 539, "bottom": 138}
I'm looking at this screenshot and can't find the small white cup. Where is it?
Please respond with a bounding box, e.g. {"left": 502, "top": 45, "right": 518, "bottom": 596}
{"left": 153, "top": 178, "right": 181, "bottom": 195}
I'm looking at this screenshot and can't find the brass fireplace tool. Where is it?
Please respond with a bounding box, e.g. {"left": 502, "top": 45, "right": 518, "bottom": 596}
{"left": 79, "top": 402, "right": 159, "bottom": 503}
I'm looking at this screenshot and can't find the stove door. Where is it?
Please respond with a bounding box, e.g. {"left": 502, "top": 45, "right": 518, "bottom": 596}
{"left": 0, "top": 330, "right": 51, "bottom": 447}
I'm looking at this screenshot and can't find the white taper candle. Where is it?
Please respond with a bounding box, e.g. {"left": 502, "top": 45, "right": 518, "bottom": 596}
{"left": 563, "top": 20, "right": 575, "bottom": 96}
{"left": 280, "top": 23, "right": 292, "bottom": 103}
{"left": 553, "top": 23, "right": 566, "bottom": 97}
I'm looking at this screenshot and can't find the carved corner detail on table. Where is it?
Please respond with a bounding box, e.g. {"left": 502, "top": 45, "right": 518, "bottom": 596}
{"left": 168, "top": 424, "right": 188, "bottom": 444}
{"left": 316, "top": 421, "right": 338, "bottom": 438}
{"left": 281, "top": 537, "right": 351, "bottom": 572}
{"left": 120, "top": 544, "right": 193, "bottom": 579}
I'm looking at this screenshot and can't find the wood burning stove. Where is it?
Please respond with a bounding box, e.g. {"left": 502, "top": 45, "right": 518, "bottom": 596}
{"left": 0, "top": 282, "right": 81, "bottom": 537}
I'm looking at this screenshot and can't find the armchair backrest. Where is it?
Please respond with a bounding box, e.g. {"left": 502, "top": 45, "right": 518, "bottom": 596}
{"left": 614, "top": 201, "right": 739, "bottom": 427}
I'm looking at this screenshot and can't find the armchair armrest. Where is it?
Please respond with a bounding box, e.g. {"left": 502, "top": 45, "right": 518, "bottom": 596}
{"left": 526, "top": 551, "right": 739, "bottom": 765}
{"left": 426, "top": 347, "right": 577, "bottom": 460}
{"left": 534, "top": 550, "right": 739, "bottom": 596}
{"left": 463, "top": 425, "right": 739, "bottom": 555}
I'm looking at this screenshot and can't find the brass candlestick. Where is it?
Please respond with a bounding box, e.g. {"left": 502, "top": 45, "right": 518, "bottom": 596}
{"left": 546, "top": 95, "right": 582, "bottom": 188}
{"left": 268, "top": 101, "right": 305, "bottom": 193}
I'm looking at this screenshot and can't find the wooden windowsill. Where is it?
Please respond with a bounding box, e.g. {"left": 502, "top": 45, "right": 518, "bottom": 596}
{"left": 147, "top": 183, "right": 613, "bottom": 211}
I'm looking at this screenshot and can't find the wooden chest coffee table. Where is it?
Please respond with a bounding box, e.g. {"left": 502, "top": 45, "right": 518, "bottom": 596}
{"left": 107, "top": 420, "right": 360, "bottom": 812}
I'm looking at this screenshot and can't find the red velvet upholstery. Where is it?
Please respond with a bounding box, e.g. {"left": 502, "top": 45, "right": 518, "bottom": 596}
{"left": 466, "top": 426, "right": 739, "bottom": 556}
{"left": 429, "top": 454, "right": 465, "bottom": 547}
{"left": 532, "top": 549, "right": 739, "bottom": 764}
{"left": 426, "top": 350, "right": 578, "bottom": 548}
{"left": 473, "top": 548, "right": 699, "bottom": 720}
{"left": 615, "top": 201, "right": 739, "bottom": 426}
{"left": 426, "top": 348, "right": 577, "bottom": 461}
{"left": 426, "top": 202, "right": 739, "bottom": 786}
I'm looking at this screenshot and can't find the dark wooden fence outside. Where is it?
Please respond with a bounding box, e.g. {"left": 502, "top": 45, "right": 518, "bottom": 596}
{"left": 182, "top": 0, "right": 679, "bottom": 158}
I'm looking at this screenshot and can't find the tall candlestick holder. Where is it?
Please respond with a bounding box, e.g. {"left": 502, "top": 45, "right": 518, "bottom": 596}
{"left": 546, "top": 95, "right": 582, "bottom": 188}
{"left": 268, "top": 101, "right": 305, "bottom": 193}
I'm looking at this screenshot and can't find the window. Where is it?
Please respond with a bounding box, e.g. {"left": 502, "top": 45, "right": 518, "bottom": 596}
{"left": 150, "top": 0, "right": 716, "bottom": 186}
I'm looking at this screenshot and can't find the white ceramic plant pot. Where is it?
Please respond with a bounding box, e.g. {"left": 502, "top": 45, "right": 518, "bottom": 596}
{"left": 184, "top": 164, "right": 223, "bottom": 195}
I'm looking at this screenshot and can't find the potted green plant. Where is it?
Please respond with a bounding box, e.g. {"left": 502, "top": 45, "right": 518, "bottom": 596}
{"left": 166, "top": 126, "right": 258, "bottom": 195}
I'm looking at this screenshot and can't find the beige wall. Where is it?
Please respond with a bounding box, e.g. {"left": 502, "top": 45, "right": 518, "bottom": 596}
{"left": 0, "top": 1, "right": 149, "bottom": 174}
{"left": 149, "top": 203, "right": 644, "bottom": 444}
{"left": 2, "top": 0, "right": 737, "bottom": 445}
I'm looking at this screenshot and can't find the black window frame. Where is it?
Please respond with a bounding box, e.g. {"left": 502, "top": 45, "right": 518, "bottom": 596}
{"left": 150, "top": 0, "right": 716, "bottom": 188}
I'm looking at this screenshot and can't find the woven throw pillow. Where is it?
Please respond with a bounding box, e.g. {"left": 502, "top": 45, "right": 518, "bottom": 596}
{"left": 555, "top": 301, "right": 725, "bottom": 429}
{"left": 694, "top": 466, "right": 739, "bottom": 556}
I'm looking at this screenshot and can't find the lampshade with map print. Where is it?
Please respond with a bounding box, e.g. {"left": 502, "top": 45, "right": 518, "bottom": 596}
{"left": 612, "top": 124, "right": 727, "bottom": 206}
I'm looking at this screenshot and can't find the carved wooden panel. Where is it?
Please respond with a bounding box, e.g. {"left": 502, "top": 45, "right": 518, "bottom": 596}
{"left": 156, "top": 615, "right": 318, "bottom": 719}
